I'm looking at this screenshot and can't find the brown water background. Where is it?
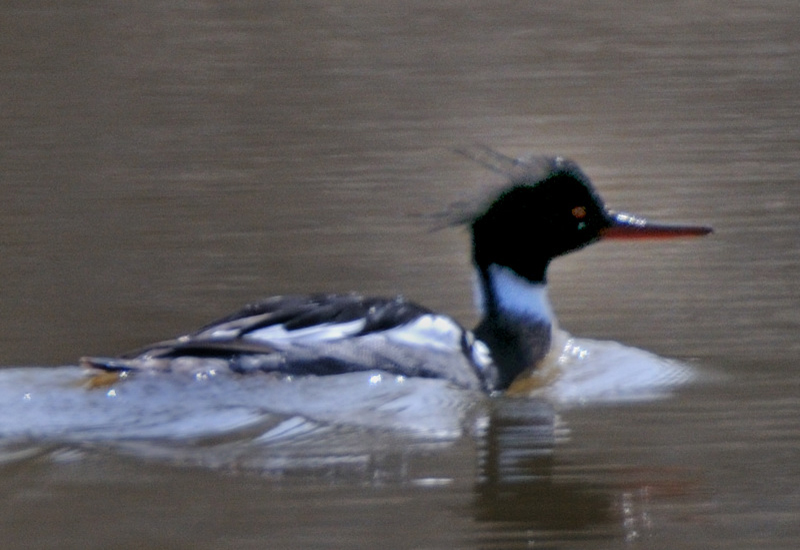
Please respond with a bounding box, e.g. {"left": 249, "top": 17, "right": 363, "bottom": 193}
{"left": 2, "top": 1, "right": 800, "bottom": 548}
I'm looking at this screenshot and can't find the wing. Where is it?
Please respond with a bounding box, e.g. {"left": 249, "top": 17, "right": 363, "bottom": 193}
{"left": 81, "top": 294, "right": 497, "bottom": 391}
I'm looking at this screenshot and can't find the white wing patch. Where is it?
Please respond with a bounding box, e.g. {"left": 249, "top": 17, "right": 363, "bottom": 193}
{"left": 244, "top": 319, "right": 367, "bottom": 347}
{"left": 204, "top": 328, "right": 241, "bottom": 340}
{"left": 382, "top": 314, "right": 465, "bottom": 354}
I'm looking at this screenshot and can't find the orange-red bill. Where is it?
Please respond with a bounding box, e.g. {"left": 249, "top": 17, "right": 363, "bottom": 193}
{"left": 600, "top": 212, "right": 713, "bottom": 240}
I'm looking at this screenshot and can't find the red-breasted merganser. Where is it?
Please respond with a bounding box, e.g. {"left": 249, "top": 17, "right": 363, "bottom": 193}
{"left": 80, "top": 150, "right": 711, "bottom": 392}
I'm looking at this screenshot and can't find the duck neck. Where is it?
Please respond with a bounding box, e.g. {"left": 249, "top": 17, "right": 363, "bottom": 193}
{"left": 473, "top": 264, "right": 555, "bottom": 389}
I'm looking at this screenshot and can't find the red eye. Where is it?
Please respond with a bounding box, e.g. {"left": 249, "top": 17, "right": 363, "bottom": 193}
{"left": 571, "top": 206, "right": 587, "bottom": 219}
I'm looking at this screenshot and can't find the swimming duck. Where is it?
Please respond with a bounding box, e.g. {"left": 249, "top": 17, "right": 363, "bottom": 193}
{"left": 81, "top": 149, "right": 711, "bottom": 392}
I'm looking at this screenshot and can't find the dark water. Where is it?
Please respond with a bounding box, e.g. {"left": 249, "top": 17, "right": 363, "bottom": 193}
{"left": 2, "top": 1, "right": 800, "bottom": 548}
